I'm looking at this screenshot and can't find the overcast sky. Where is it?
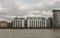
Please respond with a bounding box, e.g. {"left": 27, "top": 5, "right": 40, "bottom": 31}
{"left": 0, "top": 0, "right": 60, "bottom": 21}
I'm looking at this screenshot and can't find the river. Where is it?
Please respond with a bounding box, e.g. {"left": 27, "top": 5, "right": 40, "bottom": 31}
{"left": 0, "top": 29, "right": 60, "bottom": 38}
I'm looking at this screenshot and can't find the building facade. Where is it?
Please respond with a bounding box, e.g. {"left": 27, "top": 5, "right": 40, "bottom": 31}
{"left": 53, "top": 10, "right": 60, "bottom": 28}
{"left": 0, "top": 21, "right": 8, "bottom": 28}
{"left": 8, "top": 23, "right": 12, "bottom": 28}
{"left": 27, "top": 17, "right": 47, "bottom": 28}
{"left": 13, "top": 17, "right": 25, "bottom": 28}
{"left": 47, "top": 17, "right": 53, "bottom": 28}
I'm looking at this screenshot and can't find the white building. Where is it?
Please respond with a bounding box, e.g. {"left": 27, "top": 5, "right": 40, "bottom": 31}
{"left": 27, "top": 17, "right": 47, "bottom": 28}
{"left": 13, "top": 17, "right": 25, "bottom": 28}
{"left": 53, "top": 10, "right": 60, "bottom": 28}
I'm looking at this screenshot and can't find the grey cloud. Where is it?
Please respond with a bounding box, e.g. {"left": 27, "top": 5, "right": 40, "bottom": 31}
{"left": 0, "top": 0, "right": 59, "bottom": 20}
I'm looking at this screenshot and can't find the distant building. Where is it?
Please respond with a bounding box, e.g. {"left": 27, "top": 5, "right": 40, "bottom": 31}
{"left": 8, "top": 23, "right": 12, "bottom": 28}
{"left": 47, "top": 17, "right": 53, "bottom": 28}
{"left": 27, "top": 17, "right": 47, "bottom": 28}
{"left": 13, "top": 17, "right": 25, "bottom": 28}
{"left": 0, "top": 21, "right": 8, "bottom": 28}
{"left": 47, "top": 20, "right": 50, "bottom": 28}
{"left": 53, "top": 10, "right": 60, "bottom": 28}
{"left": 11, "top": 21, "right": 14, "bottom": 28}
{"left": 25, "top": 20, "right": 27, "bottom": 28}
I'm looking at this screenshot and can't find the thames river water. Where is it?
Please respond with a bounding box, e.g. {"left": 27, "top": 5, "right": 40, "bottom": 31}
{"left": 0, "top": 29, "right": 60, "bottom": 38}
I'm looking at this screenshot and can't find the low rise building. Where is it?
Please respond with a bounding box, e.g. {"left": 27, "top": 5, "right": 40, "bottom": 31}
{"left": 27, "top": 17, "right": 47, "bottom": 28}
{"left": 0, "top": 21, "right": 8, "bottom": 28}
{"left": 8, "top": 23, "right": 12, "bottom": 28}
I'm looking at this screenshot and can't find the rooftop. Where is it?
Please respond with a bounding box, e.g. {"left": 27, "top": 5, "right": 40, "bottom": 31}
{"left": 0, "top": 21, "right": 8, "bottom": 23}
{"left": 27, "top": 17, "right": 46, "bottom": 19}
{"left": 52, "top": 9, "right": 60, "bottom": 12}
